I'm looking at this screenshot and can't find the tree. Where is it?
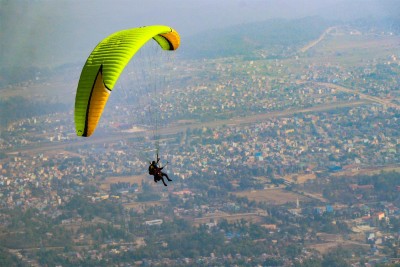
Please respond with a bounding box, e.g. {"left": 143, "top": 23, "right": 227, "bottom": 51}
{"left": 322, "top": 247, "right": 351, "bottom": 267}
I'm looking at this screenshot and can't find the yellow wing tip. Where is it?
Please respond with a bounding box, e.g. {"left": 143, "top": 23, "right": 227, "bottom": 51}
{"left": 76, "top": 129, "right": 89, "bottom": 137}
{"left": 160, "top": 30, "right": 180, "bottom": 50}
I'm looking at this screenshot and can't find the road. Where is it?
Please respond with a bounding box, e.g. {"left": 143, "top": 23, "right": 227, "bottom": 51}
{"left": 315, "top": 82, "right": 400, "bottom": 110}
{"left": 6, "top": 100, "right": 369, "bottom": 155}
{"left": 299, "top": 27, "right": 337, "bottom": 53}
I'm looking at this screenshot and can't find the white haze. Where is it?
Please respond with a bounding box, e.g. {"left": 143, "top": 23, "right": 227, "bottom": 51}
{"left": 0, "top": 0, "right": 398, "bottom": 67}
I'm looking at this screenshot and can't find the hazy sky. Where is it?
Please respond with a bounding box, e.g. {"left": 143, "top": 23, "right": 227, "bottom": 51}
{"left": 8, "top": 0, "right": 396, "bottom": 35}
{"left": 1, "top": 0, "right": 399, "bottom": 67}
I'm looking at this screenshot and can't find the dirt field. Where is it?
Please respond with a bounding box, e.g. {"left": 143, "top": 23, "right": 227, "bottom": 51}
{"left": 323, "top": 34, "right": 400, "bottom": 52}
{"left": 331, "top": 164, "right": 400, "bottom": 178}
{"left": 123, "top": 200, "right": 167, "bottom": 210}
{"left": 284, "top": 173, "right": 317, "bottom": 184}
{"left": 99, "top": 174, "right": 148, "bottom": 190}
{"left": 307, "top": 233, "right": 369, "bottom": 254}
{"left": 298, "top": 30, "right": 400, "bottom": 67}
{"left": 193, "top": 212, "right": 264, "bottom": 226}
{"left": 2, "top": 77, "right": 76, "bottom": 102}
{"left": 307, "top": 242, "right": 357, "bottom": 254}
{"left": 234, "top": 188, "right": 309, "bottom": 205}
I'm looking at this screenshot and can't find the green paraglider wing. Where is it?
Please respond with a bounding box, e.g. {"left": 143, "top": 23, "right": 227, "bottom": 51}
{"left": 74, "top": 25, "right": 180, "bottom": 137}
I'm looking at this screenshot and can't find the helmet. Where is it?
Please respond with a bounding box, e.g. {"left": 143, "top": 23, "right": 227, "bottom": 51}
{"left": 152, "top": 161, "right": 156, "bottom": 164}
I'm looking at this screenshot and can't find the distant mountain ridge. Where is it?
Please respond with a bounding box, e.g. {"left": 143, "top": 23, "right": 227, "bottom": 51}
{"left": 1, "top": 16, "right": 399, "bottom": 87}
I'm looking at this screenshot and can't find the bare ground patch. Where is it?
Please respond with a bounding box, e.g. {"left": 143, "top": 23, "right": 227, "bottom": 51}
{"left": 284, "top": 173, "right": 317, "bottom": 184}
{"left": 99, "top": 174, "right": 149, "bottom": 191}
{"left": 307, "top": 233, "right": 369, "bottom": 254}
{"left": 331, "top": 164, "right": 400, "bottom": 178}
{"left": 193, "top": 212, "right": 264, "bottom": 226}
{"left": 123, "top": 201, "right": 167, "bottom": 210}
{"left": 234, "top": 189, "right": 309, "bottom": 205}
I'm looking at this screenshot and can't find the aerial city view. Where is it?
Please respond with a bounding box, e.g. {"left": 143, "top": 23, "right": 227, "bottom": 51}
{"left": 0, "top": 0, "right": 399, "bottom": 266}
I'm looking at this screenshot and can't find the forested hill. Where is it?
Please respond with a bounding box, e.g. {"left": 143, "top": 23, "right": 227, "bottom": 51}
{"left": 180, "top": 17, "right": 333, "bottom": 59}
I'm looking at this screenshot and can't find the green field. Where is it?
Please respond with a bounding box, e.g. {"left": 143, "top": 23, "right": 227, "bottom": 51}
{"left": 301, "top": 32, "right": 400, "bottom": 66}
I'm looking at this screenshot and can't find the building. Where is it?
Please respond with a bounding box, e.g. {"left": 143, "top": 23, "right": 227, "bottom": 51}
{"left": 145, "top": 219, "right": 163, "bottom": 226}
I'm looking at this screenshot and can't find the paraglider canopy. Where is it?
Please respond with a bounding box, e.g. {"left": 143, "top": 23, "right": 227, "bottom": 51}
{"left": 74, "top": 25, "right": 180, "bottom": 137}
